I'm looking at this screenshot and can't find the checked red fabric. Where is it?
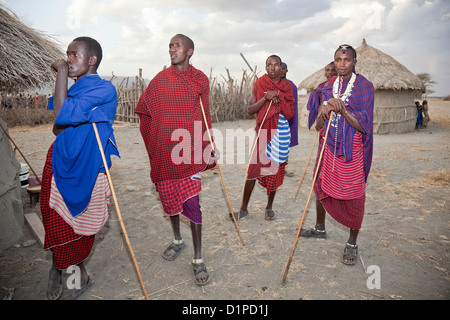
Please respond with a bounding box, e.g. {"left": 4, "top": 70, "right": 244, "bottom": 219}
{"left": 40, "top": 144, "right": 95, "bottom": 270}
{"left": 257, "top": 162, "right": 287, "bottom": 195}
{"left": 135, "top": 65, "right": 214, "bottom": 184}
{"left": 247, "top": 74, "right": 295, "bottom": 181}
{"left": 156, "top": 175, "right": 202, "bottom": 223}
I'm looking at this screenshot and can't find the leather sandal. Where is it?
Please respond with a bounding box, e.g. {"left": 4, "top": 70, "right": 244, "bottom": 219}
{"left": 162, "top": 241, "right": 185, "bottom": 261}
{"left": 342, "top": 243, "right": 358, "bottom": 265}
{"left": 299, "top": 227, "right": 327, "bottom": 238}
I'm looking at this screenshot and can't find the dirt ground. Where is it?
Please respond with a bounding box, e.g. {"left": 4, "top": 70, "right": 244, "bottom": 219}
{"left": 1, "top": 99, "right": 449, "bottom": 301}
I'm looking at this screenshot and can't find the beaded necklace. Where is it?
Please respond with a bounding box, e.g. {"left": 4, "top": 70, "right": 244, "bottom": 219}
{"left": 331, "top": 73, "right": 356, "bottom": 170}
{"left": 333, "top": 72, "right": 356, "bottom": 102}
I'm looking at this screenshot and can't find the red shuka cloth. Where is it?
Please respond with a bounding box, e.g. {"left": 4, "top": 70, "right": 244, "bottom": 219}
{"left": 40, "top": 144, "right": 95, "bottom": 270}
{"left": 135, "top": 65, "right": 214, "bottom": 184}
{"left": 314, "top": 131, "right": 366, "bottom": 230}
{"left": 257, "top": 162, "right": 287, "bottom": 195}
{"left": 247, "top": 74, "right": 295, "bottom": 180}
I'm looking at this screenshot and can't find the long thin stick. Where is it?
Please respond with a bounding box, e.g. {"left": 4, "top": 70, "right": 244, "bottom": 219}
{"left": 92, "top": 123, "right": 149, "bottom": 300}
{"left": 239, "top": 100, "right": 273, "bottom": 211}
{"left": 199, "top": 98, "right": 245, "bottom": 246}
{"left": 0, "top": 121, "right": 41, "bottom": 185}
{"left": 240, "top": 53, "right": 258, "bottom": 79}
{"left": 294, "top": 130, "right": 319, "bottom": 200}
{"left": 282, "top": 112, "right": 334, "bottom": 285}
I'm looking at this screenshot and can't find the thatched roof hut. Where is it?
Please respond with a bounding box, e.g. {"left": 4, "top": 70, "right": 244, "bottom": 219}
{"left": 0, "top": 7, "right": 64, "bottom": 253}
{"left": 298, "top": 39, "right": 426, "bottom": 134}
{"left": 0, "top": 7, "right": 64, "bottom": 92}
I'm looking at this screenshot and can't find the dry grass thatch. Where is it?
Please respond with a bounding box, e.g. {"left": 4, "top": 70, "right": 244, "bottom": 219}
{"left": 298, "top": 39, "right": 426, "bottom": 93}
{"left": 0, "top": 7, "right": 64, "bottom": 92}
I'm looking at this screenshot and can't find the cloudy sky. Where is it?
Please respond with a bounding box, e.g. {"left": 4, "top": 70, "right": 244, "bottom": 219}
{"left": 2, "top": 0, "right": 449, "bottom": 96}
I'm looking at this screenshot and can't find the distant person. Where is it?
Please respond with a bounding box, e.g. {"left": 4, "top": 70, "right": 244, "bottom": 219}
{"left": 280, "top": 62, "right": 298, "bottom": 177}
{"left": 42, "top": 36, "right": 119, "bottom": 300}
{"left": 415, "top": 101, "right": 423, "bottom": 129}
{"left": 234, "top": 55, "right": 295, "bottom": 221}
{"left": 301, "top": 44, "right": 374, "bottom": 266}
{"left": 306, "top": 62, "right": 337, "bottom": 129}
{"left": 422, "top": 100, "right": 430, "bottom": 128}
{"left": 324, "top": 61, "right": 337, "bottom": 80}
{"left": 135, "top": 34, "right": 217, "bottom": 286}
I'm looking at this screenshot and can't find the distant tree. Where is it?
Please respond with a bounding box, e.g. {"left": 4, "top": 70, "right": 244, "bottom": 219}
{"left": 416, "top": 73, "right": 437, "bottom": 98}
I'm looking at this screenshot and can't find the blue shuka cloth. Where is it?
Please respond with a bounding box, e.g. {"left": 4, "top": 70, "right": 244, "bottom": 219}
{"left": 265, "top": 113, "right": 291, "bottom": 165}
{"left": 47, "top": 73, "right": 120, "bottom": 217}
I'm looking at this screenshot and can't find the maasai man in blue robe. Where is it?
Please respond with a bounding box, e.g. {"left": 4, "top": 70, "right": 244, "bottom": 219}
{"left": 42, "top": 37, "right": 119, "bottom": 300}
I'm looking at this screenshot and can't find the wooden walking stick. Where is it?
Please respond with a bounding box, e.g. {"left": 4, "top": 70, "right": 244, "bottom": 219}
{"left": 294, "top": 130, "right": 319, "bottom": 201}
{"left": 92, "top": 123, "right": 149, "bottom": 300}
{"left": 282, "top": 112, "right": 334, "bottom": 285}
{"left": 238, "top": 100, "right": 273, "bottom": 211}
{"left": 0, "top": 121, "right": 41, "bottom": 185}
{"left": 199, "top": 97, "right": 245, "bottom": 246}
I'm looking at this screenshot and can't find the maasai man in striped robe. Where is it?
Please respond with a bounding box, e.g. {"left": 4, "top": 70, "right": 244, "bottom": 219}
{"left": 42, "top": 37, "right": 119, "bottom": 300}
{"left": 135, "top": 34, "right": 216, "bottom": 286}
{"left": 234, "top": 55, "right": 295, "bottom": 221}
{"left": 301, "top": 45, "right": 374, "bottom": 265}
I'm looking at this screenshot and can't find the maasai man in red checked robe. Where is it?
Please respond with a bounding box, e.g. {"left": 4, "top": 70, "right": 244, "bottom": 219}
{"left": 233, "top": 55, "right": 295, "bottom": 221}
{"left": 135, "top": 34, "right": 217, "bottom": 286}
{"left": 301, "top": 45, "right": 374, "bottom": 266}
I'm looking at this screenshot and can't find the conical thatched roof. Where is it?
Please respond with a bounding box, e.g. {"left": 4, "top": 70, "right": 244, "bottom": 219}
{"left": 298, "top": 39, "right": 426, "bottom": 93}
{"left": 0, "top": 7, "right": 64, "bottom": 92}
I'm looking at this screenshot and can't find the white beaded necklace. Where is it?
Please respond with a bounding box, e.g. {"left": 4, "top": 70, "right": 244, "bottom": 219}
{"left": 333, "top": 72, "right": 356, "bottom": 102}
{"left": 330, "top": 73, "right": 356, "bottom": 170}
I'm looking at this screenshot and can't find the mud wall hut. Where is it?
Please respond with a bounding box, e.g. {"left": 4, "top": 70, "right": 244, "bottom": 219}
{"left": 298, "top": 39, "right": 426, "bottom": 134}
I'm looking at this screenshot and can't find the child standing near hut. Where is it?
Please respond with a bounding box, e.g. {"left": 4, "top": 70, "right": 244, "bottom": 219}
{"left": 42, "top": 37, "right": 119, "bottom": 299}
{"left": 422, "top": 100, "right": 430, "bottom": 128}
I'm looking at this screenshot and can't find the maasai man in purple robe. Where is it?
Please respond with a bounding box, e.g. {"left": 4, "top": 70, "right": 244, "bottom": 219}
{"left": 280, "top": 62, "right": 299, "bottom": 177}
{"left": 301, "top": 45, "right": 374, "bottom": 266}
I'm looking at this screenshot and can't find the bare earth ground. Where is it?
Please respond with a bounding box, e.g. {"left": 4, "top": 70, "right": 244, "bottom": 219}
{"left": 1, "top": 99, "right": 449, "bottom": 302}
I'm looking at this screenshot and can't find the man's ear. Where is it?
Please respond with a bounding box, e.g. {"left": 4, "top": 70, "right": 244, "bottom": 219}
{"left": 89, "top": 55, "right": 98, "bottom": 67}
{"left": 187, "top": 48, "right": 194, "bottom": 58}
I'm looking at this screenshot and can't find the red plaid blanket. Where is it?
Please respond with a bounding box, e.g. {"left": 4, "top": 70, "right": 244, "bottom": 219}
{"left": 135, "top": 65, "right": 214, "bottom": 183}
{"left": 40, "top": 144, "right": 95, "bottom": 269}
{"left": 247, "top": 74, "right": 295, "bottom": 180}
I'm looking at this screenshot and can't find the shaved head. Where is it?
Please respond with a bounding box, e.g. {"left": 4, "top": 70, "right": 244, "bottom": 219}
{"left": 174, "top": 34, "right": 194, "bottom": 51}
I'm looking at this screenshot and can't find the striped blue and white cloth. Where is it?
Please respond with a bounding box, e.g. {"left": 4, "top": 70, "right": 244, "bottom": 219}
{"left": 265, "top": 113, "right": 291, "bottom": 165}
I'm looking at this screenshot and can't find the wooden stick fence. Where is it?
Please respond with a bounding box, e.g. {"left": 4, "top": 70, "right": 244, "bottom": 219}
{"left": 112, "top": 68, "right": 147, "bottom": 123}
{"left": 111, "top": 68, "right": 257, "bottom": 124}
